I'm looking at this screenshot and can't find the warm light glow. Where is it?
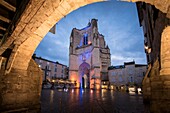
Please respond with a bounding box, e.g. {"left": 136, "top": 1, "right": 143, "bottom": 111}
{"left": 58, "top": 89, "right": 62, "bottom": 92}
{"left": 88, "top": 41, "right": 91, "bottom": 44}
{"left": 102, "top": 85, "right": 108, "bottom": 89}
{"left": 148, "top": 48, "right": 151, "bottom": 53}
{"left": 145, "top": 46, "right": 151, "bottom": 53}
{"left": 50, "top": 90, "right": 54, "bottom": 103}
{"left": 52, "top": 80, "right": 55, "bottom": 82}
{"left": 101, "top": 89, "right": 107, "bottom": 99}
{"left": 144, "top": 45, "right": 148, "bottom": 50}
{"left": 91, "top": 89, "right": 93, "bottom": 93}
{"left": 129, "top": 87, "right": 135, "bottom": 95}
{"left": 120, "top": 86, "right": 124, "bottom": 90}
{"left": 70, "top": 76, "right": 75, "bottom": 82}
{"left": 72, "top": 89, "right": 74, "bottom": 93}
{"left": 77, "top": 82, "right": 80, "bottom": 88}
{"left": 138, "top": 88, "right": 142, "bottom": 93}
{"left": 129, "top": 87, "right": 135, "bottom": 92}
{"left": 96, "top": 85, "right": 100, "bottom": 89}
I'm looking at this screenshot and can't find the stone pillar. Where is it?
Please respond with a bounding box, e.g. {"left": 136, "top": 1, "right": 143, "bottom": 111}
{"left": 148, "top": 26, "right": 170, "bottom": 113}
{"left": 142, "top": 77, "right": 151, "bottom": 103}
{"left": 160, "top": 26, "right": 170, "bottom": 76}
{"left": 153, "top": 26, "right": 170, "bottom": 113}
{"left": 0, "top": 59, "right": 42, "bottom": 113}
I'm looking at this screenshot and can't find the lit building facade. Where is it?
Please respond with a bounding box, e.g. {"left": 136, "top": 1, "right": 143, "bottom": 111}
{"left": 69, "top": 19, "right": 111, "bottom": 89}
{"left": 108, "top": 61, "right": 147, "bottom": 90}
{"left": 33, "top": 54, "right": 68, "bottom": 82}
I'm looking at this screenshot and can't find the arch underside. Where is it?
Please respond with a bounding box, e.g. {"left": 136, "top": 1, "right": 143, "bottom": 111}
{"left": 0, "top": 0, "right": 169, "bottom": 72}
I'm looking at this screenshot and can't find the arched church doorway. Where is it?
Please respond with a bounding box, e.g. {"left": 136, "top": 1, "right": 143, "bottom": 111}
{"left": 79, "top": 62, "right": 90, "bottom": 89}
{"left": 82, "top": 77, "right": 85, "bottom": 88}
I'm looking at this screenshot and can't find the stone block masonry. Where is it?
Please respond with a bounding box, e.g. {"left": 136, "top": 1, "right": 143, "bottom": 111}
{"left": 0, "top": 59, "right": 43, "bottom": 113}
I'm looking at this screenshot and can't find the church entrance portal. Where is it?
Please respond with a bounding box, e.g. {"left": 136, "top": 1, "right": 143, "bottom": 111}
{"left": 79, "top": 62, "right": 90, "bottom": 89}
{"left": 82, "top": 77, "right": 85, "bottom": 88}
{"left": 82, "top": 73, "right": 90, "bottom": 88}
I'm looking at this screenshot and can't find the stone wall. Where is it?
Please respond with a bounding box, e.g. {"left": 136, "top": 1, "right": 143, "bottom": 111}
{"left": 0, "top": 59, "right": 42, "bottom": 112}
{"left": 137, "top": 2, "right": 170, "bottom": 113}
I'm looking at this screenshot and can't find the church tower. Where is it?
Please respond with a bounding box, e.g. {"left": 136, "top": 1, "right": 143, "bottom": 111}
{"left": 69, "top": 19, "right": 111, "bottom": 89}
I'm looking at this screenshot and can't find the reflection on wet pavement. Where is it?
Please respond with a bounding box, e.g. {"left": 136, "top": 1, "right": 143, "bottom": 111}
{"left": 41, "top": 89, "right": 150, "bottom": 113}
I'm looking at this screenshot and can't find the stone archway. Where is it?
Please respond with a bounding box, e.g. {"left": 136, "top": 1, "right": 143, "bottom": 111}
{"left": 0, "top": 0, "right": 170, "bottom": 112}
{"left": 160, "top": 26, "right": 170, "bottom": 75}
{"left": 144, "top": 26, "right": 170, "bottom": 113}
{"left": 0, "top": 0, "right": 169, "bottom": 72}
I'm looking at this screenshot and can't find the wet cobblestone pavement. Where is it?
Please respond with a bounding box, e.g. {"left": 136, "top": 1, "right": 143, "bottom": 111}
{"left": 41, "top": 89, "right": 150, "bottom": 113}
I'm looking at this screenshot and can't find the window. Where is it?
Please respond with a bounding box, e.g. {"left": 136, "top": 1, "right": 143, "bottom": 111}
{"left": 46, "top": 65, "right": 50, "bottom": 70}
{"left": 112, "top": 72, "right": 115, "bottom": 76}
{"left": 83, "top": 33, "right": 88, "bottom": 45}
{"left": 47, "top": 62, "right": 49, "bottom": 65}
{"left": 130, "top": 77, "right": 133, "bottom": 82}
{"left": 55, "top": 68, "right": 57, "bottom": 72}
{"left": 54, "top": 74, "right": 56, "bottom": 78}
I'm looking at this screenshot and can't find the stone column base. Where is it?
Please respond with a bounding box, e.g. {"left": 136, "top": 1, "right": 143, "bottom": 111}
{"left": 149, "top": 75, "right": 170, "bottom": 113}
{"left": 0, "top": 59, "right": 43, "bottom": 113}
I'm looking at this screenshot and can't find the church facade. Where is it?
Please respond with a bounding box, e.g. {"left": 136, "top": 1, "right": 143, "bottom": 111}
{"left": 69, "top": 19, "right": 111, "bottom": 89}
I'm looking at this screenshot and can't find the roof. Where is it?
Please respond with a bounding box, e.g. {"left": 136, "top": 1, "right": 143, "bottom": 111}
{"left": 73, "top": 18, "right": 98, "bottom": 32}
{"left": 108, "top": 61, "right": 147, "bottom": 70}
{"left": 124, "top": 61, "right": 135, "bottom": 65}
{"left": 32, "top": 54, "right": 67, "bottom": 67}
{"left": 108, "top": 65, "right": 125, "bottom": 70}
{"left": 135, "top": 64, "right": 147, "bottom": 67}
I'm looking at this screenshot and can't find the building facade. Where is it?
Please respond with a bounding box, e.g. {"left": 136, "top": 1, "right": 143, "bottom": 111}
{"left": 69, "top": 19, "right": 111, "bottom": 89}
{"left": 108, "top": 61, "right": 147, "bottom": 90}
{"left": 33, "top": 54, "right": 68, "bottom": 82}
{"left": 136, "top": 2, "right": 170, "bottom": 112}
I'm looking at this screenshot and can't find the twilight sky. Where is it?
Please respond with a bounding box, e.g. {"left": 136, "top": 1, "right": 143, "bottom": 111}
{"left": 35, "top": 1, "right": 147, "bottom": 66}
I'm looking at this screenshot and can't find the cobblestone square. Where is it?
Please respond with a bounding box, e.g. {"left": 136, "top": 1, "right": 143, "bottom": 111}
{"left": 41, "top": 89, "right": 150, "bottom": 113}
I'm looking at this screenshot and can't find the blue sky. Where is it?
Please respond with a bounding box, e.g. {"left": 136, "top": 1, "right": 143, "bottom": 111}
{"left": 35, "top": 1, "right": 147, "bottom": 66}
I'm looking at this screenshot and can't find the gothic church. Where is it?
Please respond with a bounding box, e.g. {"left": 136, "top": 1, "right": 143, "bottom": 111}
{"left": 69, "top": 19, "right": 111, "bottom": 89}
